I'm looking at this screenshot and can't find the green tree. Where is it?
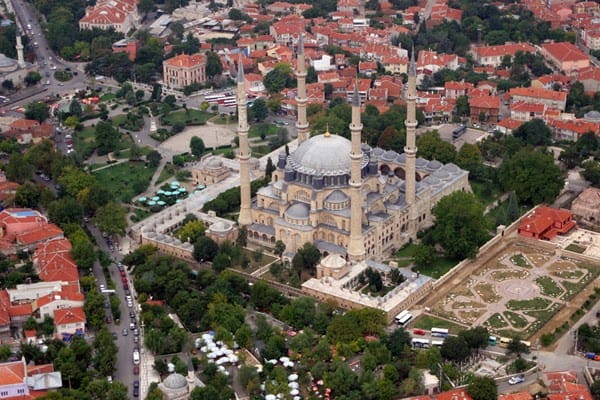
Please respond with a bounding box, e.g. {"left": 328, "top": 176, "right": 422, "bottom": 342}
{"left": 263, "top": 64, "right": 293, "bottom": 93}
{"left": 69, "top": 99, "right": 82, "bottom": 117}
{"left": 417, "top": 130, "right": 456, "bottom": 163}
{"left": 190, "top": 136, "right": 205, "bottom": 157}
{"left": 507, "top": 337, "right": 530, "bottom": 356}
{"left": 84, "top": 289, "right": 106, "bottom": 331}
{"left": 48, "top": 197, "right": 83, "bottom": 226}
{"left": 193, "top": 236, "right": 219, "bottom": 262}
{"left": 413, "top": 244, "right": 436, "bottom": 268}
{"left": 95, "top": 121, "right": 120, "bottom": 155}
{"left": 432, "top": 191, "right": 487, "bottom": 259}
{"left": 467, "top": 376, "right": 497, "bottom": 400}
{"left": 384, "top": 327, "right": 411, "bottom": 357}
{"left": 500, "top": 148, "right": 563, "bottom": 205}
{"left": 70, "top": 229, "right": 96, "bottom": 269}
{"left": 513, "top": 119, "right": 552, "bottom": 146}
{"left": 5, "top": 152, "right": 34, "bottom": 183}
{"left": 176, "top": 220, "right": 205, "bottom": 243}
{"left": 274, "top": 240, "right": 286, "bottom": 257}
{"left": 24, "top": 101, "right": 49, "bottom": 122}
{"left": 206, "top": 51, "right": 223, "bottom": 78}
{"left": 291, "top": 242, "right": 321, "bottom": 275}
{"left": 250, "top": 98, "right": 268, "bottom": 122}
{"left": 14, "top": 182, "right": 40, "bottom": 208}
{"left": 24, "top": 71, "right": 42, "bottom": 86}
{"left": 440, "top": 335, "right": 471, "bottom": 362}
{"left": 456, "top": 143, "right": 482, "bottom": 175}
{"left": 147, "top": 150, "right": 162, "bottom": 167}
{"left": 459, "top": 326, "right": 489, "bottom": 349}
{"left": 507, "top": 191, "right": 520, "bottom": 222}
{"left": 94, "top": 202, "right": 127, "bottom": 236}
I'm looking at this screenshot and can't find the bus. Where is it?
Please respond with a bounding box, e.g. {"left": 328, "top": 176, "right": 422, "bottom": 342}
{"left": 431, "top": 328, "right": 449, "bottom": 338}
{"left": 431, "top": 339, "right": 444, "bottom": 347}
{"left": 488, "top": 335, "right": 497, "bottom": 346}
{"left": 397, "top": 313, "right": 413, "bottom": 327}
{"left": 411, "top": 338, "right": 430, "bottom": 349}
{"left": 218, "top": 96, "right": 236, "bottom": 105}
{"left": 204, "top": 94, "right": 225, "bottom": 104}
{"left": 394, "top": 310, "right": 409, "bottom": 323}
{"left": 499, "top": 337, "right": 512, "bottom": 346}
{"left": 223, "top": 98, "right": 237, "bottom": 107}
{"left": 452, "top": 125, "right": 466, "bottom": 139}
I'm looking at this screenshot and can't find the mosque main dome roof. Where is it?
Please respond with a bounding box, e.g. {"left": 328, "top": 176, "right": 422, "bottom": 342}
{"left": 288, "top": 134, "right": 368, "bottom": 176}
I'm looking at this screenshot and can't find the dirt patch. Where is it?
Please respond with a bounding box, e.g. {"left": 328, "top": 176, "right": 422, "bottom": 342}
{"left": 490, "top": 269, "right": 529, "bottom": 282}
{"left": 451, "top": 300, "right": 486, "bottom": 310}
{"left": 548, "top": 264, "right": 584, "bottom": 280}
{"left": 458, "top": 309, "right": 485, "bottom": 322}
{"left": 474, "top": 283, "right": 501, "bottom": 303}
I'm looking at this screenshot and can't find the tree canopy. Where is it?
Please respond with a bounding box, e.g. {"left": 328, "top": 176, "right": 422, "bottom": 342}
{"left": 431, "top": 191, "right": 488, "bottom": 259}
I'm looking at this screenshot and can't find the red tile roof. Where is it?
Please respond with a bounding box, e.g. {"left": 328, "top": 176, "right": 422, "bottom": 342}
{"left": 542, "top": 41, "right": 588, "bottom": 62}
{"left": 0, "top": 359, "right": 25, "bottom": 385}
{"left": 510, "top": 87, "right": 567, "bottom": 102}
{"left": 54, "top": 307, "right": 86, "bottom": 325}
{"left": 473, "top": 43, "right": 536, "bottom": 58}
{"left": 469, "top": 95, "right": 501, "bottom": 109}
{"left": 499, "top": 392, "right": 533, "bottom": 400}
{"left": 164, "top": 53, "right": 207, "bottom": 68}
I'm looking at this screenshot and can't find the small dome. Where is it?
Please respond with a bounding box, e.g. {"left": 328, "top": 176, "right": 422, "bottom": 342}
{"left": 416, "top": 157, "right": 428, "bottom": 167}
{"left": 210, "top": 221, "right": 232, "bottom": 233}
{"left": 284, "top": 203, "right": 310, "bottom": 219}
{"left": 163, "top": 373, "right": 187, "bottom": 390}
{"left": 444, "top": 163, "right": 460, "bottom": 173}
{"left": 206, "top": 158, "right": 223, "bottom": 169}
{"left": 423, "top": 175, "right": 440, "bottom": 185}
{"left": 396, "top": 153, "right": 406, "bottom": 163}
{"left": 427, "top": 160, "right": 442, "bottom": 170}
{"left": 325, "top": 190, "right": 349, "bottom": 203}
{"left": 381, "top": 150, "right": 397, "bottom": 161}
{"left": 320, "top": 254, "right": 346, "bottom": 270}
{"left": 372, "top": 148, "right": 384, "bottom": 157}
{"left": 361, "top": 143, "right": 371, "bottom": 152}
{"left": 433, "top": 169, "right": 450, "bottom": 180}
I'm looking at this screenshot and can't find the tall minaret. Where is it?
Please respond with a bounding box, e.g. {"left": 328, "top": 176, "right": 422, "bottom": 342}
{"left": 15, "top": 31, "right": 24, "bottom": 69}
{"left": 347, "top": 83, "right": 365, "bottom": 262}
{"left": 404, "top": 47, "right": 417, "bottom": 208}
{"left": 237, "top": 54, "right": 252, "bottom": 226}
{"left": 295, "top": 33, "right": 309, "bottom": 144}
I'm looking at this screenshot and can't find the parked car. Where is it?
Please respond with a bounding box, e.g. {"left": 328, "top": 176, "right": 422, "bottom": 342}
{"left": 413, "top": 329, "right": 426, "bottom": 335}
{"left": 508, "top": 375, "right": 524, "bottom": 385}
{"left": 133, "top": 365, "right": 139, "bottom": 375}
{"left": 122, "top": 329, "right": 128, "bottom": 336}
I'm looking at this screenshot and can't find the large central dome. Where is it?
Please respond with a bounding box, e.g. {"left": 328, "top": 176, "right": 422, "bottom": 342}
{"left": 288, "top": 134, "right": 367, "bottom": 176}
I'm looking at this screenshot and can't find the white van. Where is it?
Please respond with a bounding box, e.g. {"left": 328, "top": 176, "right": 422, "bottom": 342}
{"left": 133, "top": 350, "right": 140, "bottom": 364}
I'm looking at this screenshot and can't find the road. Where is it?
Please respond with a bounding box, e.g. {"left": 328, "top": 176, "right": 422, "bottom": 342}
{"left": 6, "top": 0, "right": 88, "bottom": 107}
{"left": 87, "top": 223, "right": 140, "bottom": 398}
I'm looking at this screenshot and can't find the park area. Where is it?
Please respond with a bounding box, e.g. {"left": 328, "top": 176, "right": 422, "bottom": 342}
{"left": 420, "top": 240, "right": 600, "bottom": 340}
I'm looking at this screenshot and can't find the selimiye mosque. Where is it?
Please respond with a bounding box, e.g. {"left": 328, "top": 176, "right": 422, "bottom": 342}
{"left": 236, "top": 35, "right": 470, "bottom": 263}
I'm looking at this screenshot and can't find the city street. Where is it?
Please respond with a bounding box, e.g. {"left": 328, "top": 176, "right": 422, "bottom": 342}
{"left": 87, "top": 223, "right": 140, "bottom": 398}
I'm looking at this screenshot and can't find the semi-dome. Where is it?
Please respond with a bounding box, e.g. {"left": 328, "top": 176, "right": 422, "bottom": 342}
{"left": 288, "top": 134, "right": 368, "bottom": 176}
{"left": 284, "top": 203, "right": 310, "bottom": 219}
{"left": 163, "top": 373, "right": 187, "bottom": 390}
{"left": 326, "top": 190, "right": 349, "bottom": 203}
{"left": 210, "top": 221, "right": 232, "bottom": 233}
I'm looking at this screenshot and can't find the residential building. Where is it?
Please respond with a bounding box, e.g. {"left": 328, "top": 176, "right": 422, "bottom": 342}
{"left": 163, "top": 53, "right": 207, "bottom": 90}
{"left": 471, "top": 43, "right": 535, "bottom": 67}
{"left": 578, "top": 67, "right": 600, "bottom": 93}
{"left": 510, "top": 101, "right": 546, "bottom": 121}
{"left": 79, "top": 0, "right": 138, "bottom": 33}
{"left": 444, "top": 81, "right": 473, "bottom": 100}
{"left": 540, "top": 42, "right": 590, "bottom": 74}
{"left": 0, "top": 209, "right": 64, "bottom": 254}
{"left": 509, "top": 87, "right": 568, "bottom": 111}
{"left": 0, "top": 358, "right": 62, "bottom": 399}
{"left": 53, "top": 307, "right": 85, "bottom": 337}
{"left": 547, "top": 118, "right": 600, "bottom": 140}
{"left": 469, "top": 95, "right": 501, "bottom": 123}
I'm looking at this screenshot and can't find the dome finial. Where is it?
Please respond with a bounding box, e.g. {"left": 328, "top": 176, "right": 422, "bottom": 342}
{"left": 324, "top": 123, "right": 331, "bottom": 137}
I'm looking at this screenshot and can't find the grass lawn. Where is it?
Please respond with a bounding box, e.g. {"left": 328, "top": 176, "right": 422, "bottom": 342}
{"left": 535, "top": 276, "right": 564, "bottom": 298}
{"left": 93, "top": 161, "right": 156, "bottom": 203}
{"left": 74, "top": 126, "right": 97, "bottom": 159}
{"left": 503, "top": 311, "right": 528, "bottom": 328}
{"left": 162, "top": 109, "right": 212, "bottom": 126}
{"left": 510, "top": 254, "right": 531, "bottom": 268}
{"left": 156, "top": 164, "right": 175, "bottom": 185}
{"left": 130, "top": 208, "right": 152, "bottom": 223}
{"left": 471, "top": 180, "right": 502, "bottom": 206}
{"left": 507, "top": 297, "right": 552, "bottom": 310}
{"left": 249, "top": 123, "right": 278, "bottom": 138}
{"left": 230, "top": 249, "right": 278, "bottom": 274}
{"left": 412, "top": 256, "right": 457, "bottom": 279}
{"left": 395, "top": 243, "right": 420, "bottom": 258}
{"left": 484, "top": 313, "right": 509, "bottom": 329}
{"left": 565, "top": 243, "right": 586, "bottom": 253}
{"left": 212, "top": 114, "right": 236, "bottom": 124}
{"left": 100, "top": 93, "right": 116, "bottom": 102}
{"left": 412, "top": 315, "right": 467, "bottom": 334}
{"left": 111, "top": 114, "right": 127, "bottom": 126}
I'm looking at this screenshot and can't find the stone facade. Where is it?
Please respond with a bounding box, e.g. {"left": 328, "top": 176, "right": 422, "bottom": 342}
{"left": 191, "top": 157, "right": 230, "bottom": 186}
{"left": 572, "top": 187, "right": 600, "bottom": 224}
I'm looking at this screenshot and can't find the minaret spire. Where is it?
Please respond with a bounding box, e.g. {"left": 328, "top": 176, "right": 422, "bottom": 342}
{"left": 347, "top": 80, "right": 365, "bottom": 262}
{"left": 405, "top": 45, "right": 417, "bottom": 224}
{"left": 295, "top": 32, "right": 309, "bottom": 143}
{"left": 237, "top": 53, "right": 252, "bottom": 226}
{"left": 15, "top": 30, "right": 24, "bottom": 69}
